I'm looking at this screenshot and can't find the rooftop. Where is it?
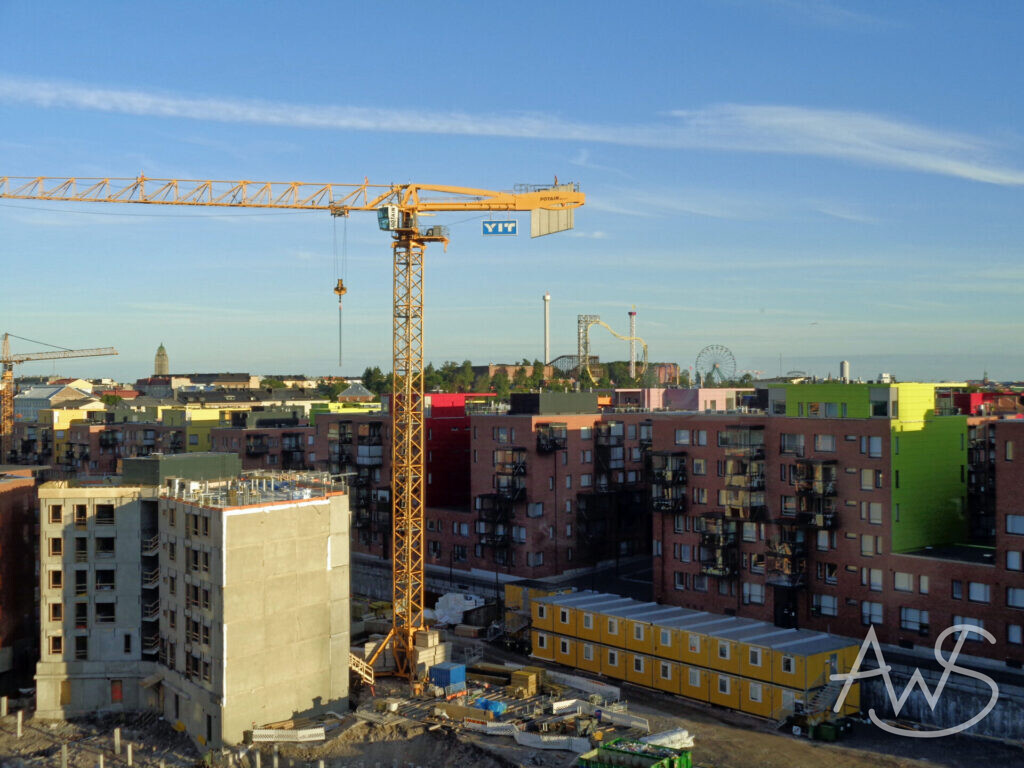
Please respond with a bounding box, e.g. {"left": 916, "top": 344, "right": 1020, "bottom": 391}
{"left": 900, "top": 543, "right": 997, "bottom": 566}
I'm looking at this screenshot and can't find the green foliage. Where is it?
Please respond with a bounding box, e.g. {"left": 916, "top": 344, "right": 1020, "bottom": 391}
{"left": 491, "top": 368, "right": 511, "bottom": 399}
{"left": 530, "top": 359, "right": 545, "bottom": 388}
{"left": 472, "top": 372, "right": 491, "bottom": 392}
{"left": 511, "top": 366, "right": 530, "bottom": 391}
{"left": 360, "top": 366, "right": 389, "bottom": 397}
{"left": 100, "top": 394, "right": 123, "bottom": 406}
{"left": 261, "top": 378, "right": 287, "bottom": 390}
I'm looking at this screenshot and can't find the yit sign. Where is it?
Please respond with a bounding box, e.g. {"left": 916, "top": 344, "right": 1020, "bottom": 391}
{"left": 482, "top": 220, "right": 517, "bottom": 236}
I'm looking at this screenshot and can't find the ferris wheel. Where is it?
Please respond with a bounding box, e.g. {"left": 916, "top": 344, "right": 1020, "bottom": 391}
{"left": 695, "top": 344, "right": 737, "bottom": 385}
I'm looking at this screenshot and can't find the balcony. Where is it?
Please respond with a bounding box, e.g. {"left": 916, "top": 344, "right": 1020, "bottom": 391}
{"left": 142, "top": 636, "right": 160, "bottom": 656}
{"left": 648, "top": 451, "right": 687, "bottom": 485}
{"left": 595, "top": 423, "right": 624, "bottom": 447}
{"left": 651, "top": 487, "right": 686, "bottom": 513}
{"left": 142, "top": 534, "right": 160, "bottom": 556}
{"left": 142, "top": 568, "right": 160, "bottom": 589}
{"left": 765, "top": 536, "right": 808, "bottom": 587}
{"left": 142, "top": 601, "right": 160, "bottom": 622}
{"left": 246, "top": 441, "right": 270, "bottom": 457}
{"left": 536, "top": 423, "right": 568, "bottom": 454}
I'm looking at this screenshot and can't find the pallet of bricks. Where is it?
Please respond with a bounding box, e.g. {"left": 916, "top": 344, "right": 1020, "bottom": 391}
{"left": 413, "top": 628, "right": 451, "bottom": 678}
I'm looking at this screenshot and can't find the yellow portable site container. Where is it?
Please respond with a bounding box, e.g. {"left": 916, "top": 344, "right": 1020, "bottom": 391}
{"left": 531, "top": 629, "right": 555, "bottom": 661}
{"left": 625, "top": 652, "right": 654, "bottom": 688}
{"left": 600, "top": 645, "right": 626, "bottom": 680}
{"left": 708, "top": 671, "right": 742, "bottom": 710}
{"left": 652, "top": 658, "right": 681, "bottom": 696}
{"left": 678, "top": 664, "right": 710, "bottom": 703}
{"left": 554, "top": 634, "right": 578, "bottom": 667}
{"left": 577, "top": 640, "right": 602, "bottom": 674}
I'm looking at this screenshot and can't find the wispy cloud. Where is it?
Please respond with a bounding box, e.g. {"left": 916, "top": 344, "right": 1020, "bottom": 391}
{"left": 1, "top": 75, "right": 1022, "bottom": 185}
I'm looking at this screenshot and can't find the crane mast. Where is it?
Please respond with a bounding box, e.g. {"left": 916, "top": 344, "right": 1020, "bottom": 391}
{"left": 1, "top": 175, "right": 584, "bottom": 680}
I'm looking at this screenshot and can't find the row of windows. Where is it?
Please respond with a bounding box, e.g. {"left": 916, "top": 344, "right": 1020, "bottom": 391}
{"left": 536, "top": 633, "right": 797, "bottom": 679}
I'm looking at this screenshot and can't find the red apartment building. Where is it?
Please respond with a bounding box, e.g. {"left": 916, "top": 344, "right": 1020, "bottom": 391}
{"left": 0, "top": 468, "right": 37, "bottom": 694}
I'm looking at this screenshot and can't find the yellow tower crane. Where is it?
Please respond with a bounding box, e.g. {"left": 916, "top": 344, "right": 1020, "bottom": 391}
{"left": 0, "top": 175, "right": 584, "bottom": 679}
{"left": 1, "top": 332, "right": 118, "bottom": 463}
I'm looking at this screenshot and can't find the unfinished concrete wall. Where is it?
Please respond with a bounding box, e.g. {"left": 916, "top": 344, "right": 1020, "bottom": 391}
{"left": 215, "top": 492, "right": 350, "bottom": 744}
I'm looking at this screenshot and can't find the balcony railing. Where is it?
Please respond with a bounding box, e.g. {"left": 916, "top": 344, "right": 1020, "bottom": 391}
{"left": 142, "top": 534, "right": 160, "bottom": 556}
{"left": 142, "top": 636, "right": 160, "bottom": 655}
{"left": 142, "top": 601, "right": 160, "bottom": 621}
{"left": 142, "top": 568, "right": 160, "bottom": 588}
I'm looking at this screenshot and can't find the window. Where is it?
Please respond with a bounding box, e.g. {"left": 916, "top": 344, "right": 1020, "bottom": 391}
{"left": 968, "top": 582, "right": 991, "bottom": 604}
{"left": 894, "top": 572, "right": 913, "bottom": 592}
{"left": 660, "top": 662, "right": 672, "bottom": 680}
{"left": 537, "top": 605, "right": 547, "bottom": 620}
{"left": 860, "top": 567, "right": 882, "bottom": 591}
{"left": 1009, "top": 552, "right": 1022, "bottom": 571}
{"left": 527, "top": 551, "right": 544, "bottom": 567}
{"left": 813, "top": 593, "right": 838, "bottom": 616}
{"left": 560, "top": 609, "right": 570, "bottom": 625}
{"left": 674, "top": 571, "right": 687, "bottom": 590}
{"left": 717, "top": 641, "right": 730, "bottom": 660}
{"left": 49, "top": 635, "right": 63, "bottom": 655}
{"left": 1009, "top": 625, "right": 1023, "bottom": 645}
{"left": 580, "top": 473, "right": 592, "bottom": 488}
{"left": 742, "top": 522, "right": 756, "bottom": 542}
{"left": 861, "top": 601, "right": 883, "bottom": 625}
{"left": 1008, "top": 441, "right": 1016, "bottom": 461}
{"left": 48, "top": 570, "right": 63, "bottom": 589}
{"left": 608, "top": 618, "right": 619, "bottom": 635}
{"left": 674, "top": 429, "right": 690, "bottom": 445}
{"left": 781, "top": 495, "right": 796, "bottom": 515}
{"left": 742, "top": 582, "right": 765, "bottom": 605}
{"left": 95, "top": 504, "right": 115, "bottom": 525}
{"left": 749, "top": 682, "right": 763, "bottom": 703}
{"left": 692, "top": 487, "right": 707, "bottom": 505}
{"left": 565, "top": 475, "right": 572, "bottom": 489}
{"left": 607, "top": 649, "right": 618, "bottom": 666}
{"left": 688, "top": 668, "right": 700, "bottom": 687}
{"left": 633, "top": 656, "right": 644, "bottom": 673}
{"left": 814, "top": 434, "right": 836, "bottom": 452}
{"left": 781, "top": 655, "right": 794, "bottom": 674}
{"left": 583, "top": 644, "right": 594, "bottom": 661}
{"left": 693, "top": 575, "right": 708, "bottom": 592}
{"left": 527, "top": 502, "right": 544, "bottom": 518}
{"left": 868, "top": 436, "right": 883, "bottom": 457}
{"left": 1009, "top": 515, "right": 1024, "bottom": 535}
{"left": 951, "top": 616, "right": 985, "bottom": 640}
{"left": 580, "top": 426, "right": 592, "bottom": 440}
{"left": 633, "top": 623, "right": 644, "bottom": 641}
{"left": 780, "top": 433, "right": 804, "bottom": 456}
{"left": 660, "top": 629, "right": 671, "bottom": 646}
{"left": 860, "top": 469, "right": 875, "bottom": 491}
{"left": 1007, "top": 587, "right": 1024, "bottom": 608}
{"left": 96, "top": 602, "right": 116, "bottom": 624}
{"left": 580, "top": 449, "right": 592, "bottom": 463}
{"left": 124, "top": 634, "right": 132, "bottom": 654}
{"left": 749, "top": 648, "right": 762, "bottom": 667}
{"left": 952, "top": 580, "right": 963, "bottom": 600}
{"left": 559, "top": 639, "right": 569, "bottom": 655}
{"left": 717, "top": 676, "right": 731, "bottom": 695}
{"left": 49, "top": 505, "right": 63, "bottom": 524}
{"left": 48, "top": 537, "right": 63, "bottom": 557}
{"left": 919, "top": 575, "right": 929, "bottom": 594}
{"left": 694, "top": 430, "right": 707, "bottom": 446}
{"left": 688, "top": 634, "right": 700, "bottom": 653}
{"left": 536, "top": 633, "right": 547, "bottom": 649}
{"left": 692, "top": 458, "right": 706, "bottom": 475}
{"left": 900, "top": 607, "right": 929, "bottom": 633}
{"left": 74, "top": 636, "right": 88, "bottom": 660}
{"left": 49, "top": 602, "right": 63, "bottom": 622}
{"left": 816, "top": 530, "right": 830, "bottom": 552}
{"left": 860, "top": 535, "right": 874, "bottom": 557}
{"left": 96, "top": 537, "right": 115, "bottom": 558}
{"left": 582, "top": 612, "right": 593, "bottom": 630}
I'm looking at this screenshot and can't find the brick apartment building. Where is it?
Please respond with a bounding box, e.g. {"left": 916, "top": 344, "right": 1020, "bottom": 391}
{"left": 0, "top": 467, "right": 37, "bottom": 694}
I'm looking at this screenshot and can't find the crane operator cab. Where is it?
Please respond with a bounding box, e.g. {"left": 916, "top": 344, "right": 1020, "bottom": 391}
{"left": 378, "top": 204, "right": 405, "bottom": 231}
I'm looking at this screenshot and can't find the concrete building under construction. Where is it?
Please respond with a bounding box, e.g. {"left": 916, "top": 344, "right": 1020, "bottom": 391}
{"left": 35, "top": 453, "right": 350, "bottom": 748}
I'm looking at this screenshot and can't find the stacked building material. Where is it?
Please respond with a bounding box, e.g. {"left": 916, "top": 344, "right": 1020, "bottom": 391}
{"left": 411, "top": 628, "right": 450, "bottom": 678}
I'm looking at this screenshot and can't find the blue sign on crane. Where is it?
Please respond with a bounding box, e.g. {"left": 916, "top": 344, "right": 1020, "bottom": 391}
{"left": 482, "top": 220, "right": 517, "bottom": 236}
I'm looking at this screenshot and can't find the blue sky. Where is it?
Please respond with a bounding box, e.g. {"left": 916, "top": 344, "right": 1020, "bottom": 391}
{"left": 1, "top": 1, "right": 1023, "bottom": 382}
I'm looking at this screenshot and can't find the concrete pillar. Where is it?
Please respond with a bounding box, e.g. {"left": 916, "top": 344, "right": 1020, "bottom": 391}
{"left": 98, "top": 755, "right": 104, "bottom": 768}
{"left": 126, "top": 743, "right": 133, "bottom": 766}
{"left": 16, "top": 710, "right": 22, "bottom": 737}
{"left": 114, "top": 727, "right": 121, "bottom": 754}
{"left": 255, "top": 751, "right": 261, "bottom": 768}
{"left": 61, "top": 744, "right": 68, "bottom": 768}
{"left": 1, "top": 695, "right": 7, "bottom": 716}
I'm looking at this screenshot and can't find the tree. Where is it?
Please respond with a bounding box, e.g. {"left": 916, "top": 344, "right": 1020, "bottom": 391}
{"left": 360, "top": 366, "right": 388, "bottom": 396}
{"left": 512, "top": 366, "right": 530, "bottom": 391}
{"left": 472, "top": 371, "right": 491, "bottom": 393}
{"left": 424, "top": 362, "right": 443, "bottom": 392}
{"left": 491, "top": 369, "right": 511, "bottom": 399}
{"left": 530, "top": 359, "right": 545, "bottom": 389}
{"left": 453, "top": 360, "right": 475, "bottom": 392}
{"left": 261, "top": 377, "right": 287, "bottom": 390}
{"left": 100, "top": 394, "right": 123, "bottom": 406}
{"left": 438, "top": 360, "right": 461, "bottom": 392}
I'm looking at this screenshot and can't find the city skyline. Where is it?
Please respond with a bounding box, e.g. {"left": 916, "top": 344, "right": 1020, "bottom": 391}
{"left": 2, "top": 2, "right": 1023, "bottom": 381}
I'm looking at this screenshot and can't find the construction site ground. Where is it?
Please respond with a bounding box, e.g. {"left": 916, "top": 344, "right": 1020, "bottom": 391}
{"left": 2, "top": 636, "right": 1023, "bottom": 768}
